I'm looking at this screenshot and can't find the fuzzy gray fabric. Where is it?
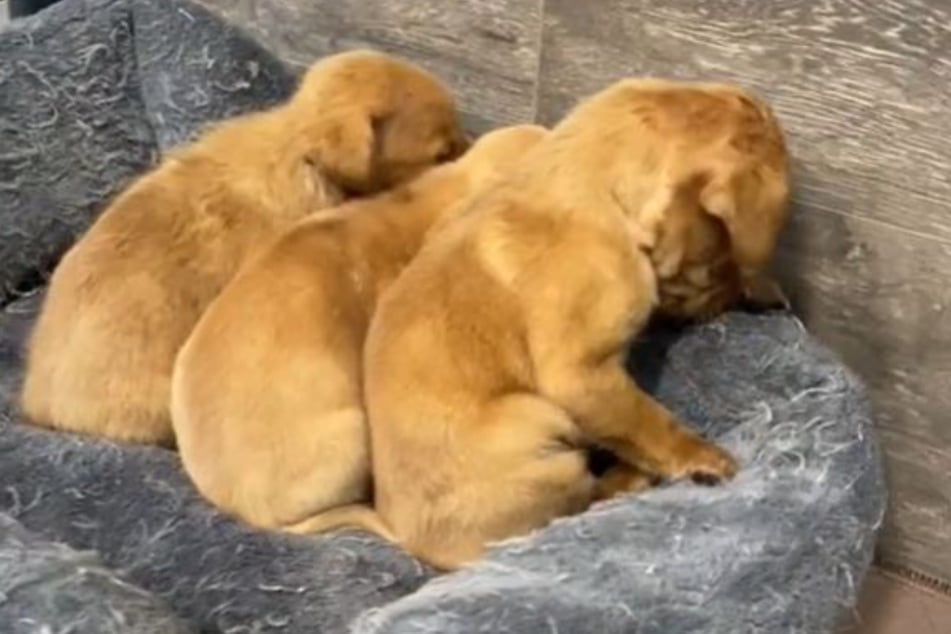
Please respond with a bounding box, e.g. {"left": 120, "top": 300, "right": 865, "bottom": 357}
{"left": 0, "top": 0, "right": 886, "bottom": 632}
{"left": 0, "top": 0, "right": 154, "bottom": 301}
{"left": 0, "top": 513, "right": 193, "bottom": 634}
{"left": 0, "top": 0, "right": 295, "bottom": 304}
{"left": 130, "top": 0, "right": 295, "bottom": 152}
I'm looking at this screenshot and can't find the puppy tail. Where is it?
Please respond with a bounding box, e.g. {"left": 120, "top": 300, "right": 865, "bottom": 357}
{"left": 282, "top": 504, "right": 398, "bottom": 544}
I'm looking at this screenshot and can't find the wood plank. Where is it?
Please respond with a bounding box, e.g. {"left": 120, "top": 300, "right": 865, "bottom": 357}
{"left": 840, "top": 568, "right": 951, "bottom": 634}
{"left": 538, "top": 0, "right": 951, "bottom": 582}
{"left": 196, "top": 0, "right": 543, "bottom": 133}
{"left": 536, "top": 0, "right": 951, "bottom": 242}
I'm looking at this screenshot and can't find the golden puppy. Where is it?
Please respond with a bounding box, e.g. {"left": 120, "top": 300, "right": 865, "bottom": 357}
{"left": 171, "top": 124, "right": 548, "bottom": 533}
{"left": 350, "top": 78, "right": 790, "bottom": 569}
{"left": 20, "top": 50, "right": 467, "bottom": 446}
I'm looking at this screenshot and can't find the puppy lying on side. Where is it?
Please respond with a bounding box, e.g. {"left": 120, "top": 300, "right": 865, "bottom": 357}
{"left": 354, "top": 78, "right": 790, "bottom": 569}
{"left": 171, "top": 125, "right": 547, "bottom": 534}
{"left": 20, "top": 50, "right": 467, "bottom": 446}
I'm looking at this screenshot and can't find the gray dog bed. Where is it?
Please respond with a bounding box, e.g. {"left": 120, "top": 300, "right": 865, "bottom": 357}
{"left": 0, "top": 1, "right": 886, "bottom": 632}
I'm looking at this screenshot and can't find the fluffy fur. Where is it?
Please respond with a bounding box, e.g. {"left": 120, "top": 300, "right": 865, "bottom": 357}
{"left": 354, "top": 78, "right": 791, "bottom": 569}
{"left": 171, "top": 125, "right": 547, "bottom": 533}
{"left": 20, "top": 49, "right": 467, "bottom": 446}
{"left": 651, "top": 194, "right": 790, "bottom": 321}
{"left": 630, "top": 82, "right": 791, "bottom": 320}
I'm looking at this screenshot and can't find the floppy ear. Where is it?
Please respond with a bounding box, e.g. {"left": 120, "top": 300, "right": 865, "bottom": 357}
{"left": 698, "top": 169, "right": 772, "bottom": 270}
{"left": 700, "top": 169, "right": 790, "bottom": 312}
{"left": 311, "top": 110, "right": 380, "bottom": 193}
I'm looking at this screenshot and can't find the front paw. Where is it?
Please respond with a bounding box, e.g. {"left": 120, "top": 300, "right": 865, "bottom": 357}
{"left": 672, "top": 440, "right": 738, "bottom": 485}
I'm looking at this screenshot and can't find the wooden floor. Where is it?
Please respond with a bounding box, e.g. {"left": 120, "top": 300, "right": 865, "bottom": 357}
{"left": 845, "top": 569, "right": 951, "bottom": 634}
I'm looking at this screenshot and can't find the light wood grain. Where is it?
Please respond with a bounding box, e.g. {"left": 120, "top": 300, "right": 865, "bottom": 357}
{"left": 536, "top": 0, "right": 951, "bottom": 240}
{"left": 537, "top": 0, "right": 951, "bottom": 582}
{"left": 196, "top": 0, "right": 543, "bottom": 133}
{"left": 776, "top": 209, "right": 951, "bottom": 581}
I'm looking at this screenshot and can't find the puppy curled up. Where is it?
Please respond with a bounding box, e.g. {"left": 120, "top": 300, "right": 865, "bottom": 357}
{"left": 171, "top": 124, "right": 548, "bottom": 534}
{"left": 20, "top": 50, "right": 467, "bottom": 446}
{"left": 344, "top": 78, "right": 789, "bottom": 569}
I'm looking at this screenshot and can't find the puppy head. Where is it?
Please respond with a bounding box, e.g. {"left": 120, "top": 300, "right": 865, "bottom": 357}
{"left": 454, "top": 124, "right": 548, "bottom": 184}
{"left": 652, "top": 201, "right": 790, "bottom": 321}
{"left": 693, "top": 84, "right": 790, "bottom": 272}
{"left": 552, "top": 79, "right": 791, "bottom": 320}
{"left": 289, "top": 50, "right": 469, "bottom": 195}
{"left": 668, "top": 85, "right": 790, "bottom": 320}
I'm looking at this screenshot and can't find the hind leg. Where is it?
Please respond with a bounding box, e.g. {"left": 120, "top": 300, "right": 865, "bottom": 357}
{"left": 22, "top": 281, "right": 190, "bottom": 446}
{"left": 23, "top": 335, "right": 178, "bottom": 446}
{"left": 389, "top": 394, "right": 596, "bottom": 570}
{"left": 282, "top": 504, "right": 396, "bottom": 542}
{"left": 407, "top": 450, "right": 595, "bottom": 571}
{"left": 237, "top": 407, "right": 372, "bottom": 530}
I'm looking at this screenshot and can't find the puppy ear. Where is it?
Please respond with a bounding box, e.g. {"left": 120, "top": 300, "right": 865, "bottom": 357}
{"left": 698, "top": 170, "right": 771, "bottom": 270}
{"left": 313, "top": 111, "right": 380, "bottom": 193}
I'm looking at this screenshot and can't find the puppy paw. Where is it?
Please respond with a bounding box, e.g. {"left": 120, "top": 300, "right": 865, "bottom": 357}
{"left": 672, "top": 440, "right": 738, "bottom": 485}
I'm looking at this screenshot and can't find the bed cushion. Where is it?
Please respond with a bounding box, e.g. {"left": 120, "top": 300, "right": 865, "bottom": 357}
{"left": 0, "top": 512, "right": 193, "bottom": 634}
{"left": 0, "top": 0, "right": 155, "bottom": 301}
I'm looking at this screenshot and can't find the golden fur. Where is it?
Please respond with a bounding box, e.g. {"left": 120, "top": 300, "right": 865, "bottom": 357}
{"left": 171, "top": 125, "right": 548, "bottom": 533}
{"left": 651, "top": 193, "right": 789, "bottom": 321}
{"left": 327, "top": 78, "right": 790, "bottom": 569}
{"left": 635, "top": 82, "right": 791, "bottom": 320}
{"left": 20, "top": 50, "right": 467, "bottom": 446}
